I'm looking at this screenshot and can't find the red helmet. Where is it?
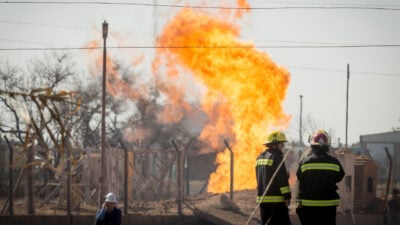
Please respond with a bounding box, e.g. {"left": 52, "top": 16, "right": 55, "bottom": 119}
{"left": 309, "top": 130, "right": 331, "bottom": 147}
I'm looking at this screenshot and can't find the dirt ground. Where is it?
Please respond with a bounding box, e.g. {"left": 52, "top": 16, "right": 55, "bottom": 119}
{"left": 1, "top": 189, "right": 386, "bottom": 225}
{"left": 1, "top": 189, "right": 264, "bottom": 217}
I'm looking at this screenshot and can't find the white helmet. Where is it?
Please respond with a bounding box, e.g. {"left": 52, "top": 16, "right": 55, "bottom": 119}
{"left": 105, "top": 192, "right": 118, "bottom": 203}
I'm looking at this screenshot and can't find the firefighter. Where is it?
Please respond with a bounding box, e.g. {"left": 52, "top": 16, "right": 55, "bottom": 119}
{"left": 296, "top": 130, "right": 345, "bottom": 225}
{"left": 256, "top": 131, "right": 291, "bottom": 225}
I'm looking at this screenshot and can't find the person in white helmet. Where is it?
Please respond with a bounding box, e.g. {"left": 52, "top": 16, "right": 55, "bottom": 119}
{"left": 94, "top": 192, "right": 121, "bottom": 225}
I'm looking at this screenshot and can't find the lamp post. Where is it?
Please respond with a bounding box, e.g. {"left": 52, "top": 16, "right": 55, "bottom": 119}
{"left": 345, "top": 64, "right": 349, "bottom": 148}
{"left": 299, "top": 95, "right": 303, "bottom": 146}
{"left": 100, "top": 20, "right": 108, "bottom": 207}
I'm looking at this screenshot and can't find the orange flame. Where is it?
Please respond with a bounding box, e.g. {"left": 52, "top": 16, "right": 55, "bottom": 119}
{"left": 155, "top": 5, "right": 290, "bottom": 192}
{"left": 84, "top": 1, "right": 290, "bottom": 193}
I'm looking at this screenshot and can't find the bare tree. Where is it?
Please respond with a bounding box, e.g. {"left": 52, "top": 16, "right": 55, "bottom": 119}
{"left": 28, "top": 52, "right": 76, "bottom": 90}
{"left": 72, "top": 81, "right": 102, "bottom": 148}
{"left": 0, "top": 61, "right": 26, "bottom": 142}
{"left": 290, "top": 113, "right": 337, "bottom": 147}
{"left": 0, "top": 52, "right": 85, "bottom": 214}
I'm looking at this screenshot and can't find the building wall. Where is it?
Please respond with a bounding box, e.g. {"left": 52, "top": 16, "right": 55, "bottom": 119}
{"left": 336, "top": 149, "right": 354, "bottom": 213}
{"left": 363, "top": 159, "right": 378, "bottom": 204}
{"left": 336, "top": 149, "right": 378, "bottom": 213}
{"left": 354, "top": 164, "right": 365, "bottom": 201}
{"left": 394, "top": 143, "right": 400, "bottom": 183}
{"left": 353, "top": 156, "right": 378, "bottom": 212}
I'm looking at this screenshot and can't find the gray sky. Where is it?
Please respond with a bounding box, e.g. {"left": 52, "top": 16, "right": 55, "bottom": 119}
{"left": 1, "top": 0, "right": 399, "bottom": 145}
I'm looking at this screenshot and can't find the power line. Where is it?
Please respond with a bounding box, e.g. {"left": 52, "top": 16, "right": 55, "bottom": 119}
{"left": 255, "top": 38, "right": 368, "bottom": 46}
{"left": 0, "top": 46, "right": 97, "bottom": 51}
{"left": 1, "top": 45, "right": 399, "bottom": 77}
{"left": 1, "top": 44, "right": 400, "bottom": 51}
{"left": 1, "top": 1, "right": 400, "bottom": 10}
{"left": 288, "top": 66, "right": 342, "bottom": 73}
{"left": 0, "top": 19, "right": 88, "bottom": 30}
{"left": 288, "top": 66, "right": 400, "bottom": 78}
{"left": 0, "top": 38, "right": 60, "bottom": 46}
{"left": 352, "top": 71, "right": 400, "bottom": 78}
{"left": 0, "top": 47, "right": 398, "bottom": 78}
{"left": 250, "top": 0, "right": 400, "bottom": 8}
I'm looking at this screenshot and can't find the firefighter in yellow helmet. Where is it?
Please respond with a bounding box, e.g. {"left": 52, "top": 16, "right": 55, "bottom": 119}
{"left": 256, "top": 131, "right": 291, "bottom": 225}
{"left": 296, "top": 130, "right": 345, "bottom": 225}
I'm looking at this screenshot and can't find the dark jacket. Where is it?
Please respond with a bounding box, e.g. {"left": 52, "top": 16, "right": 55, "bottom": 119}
{"left": 95, "top": 207, "right": 121, "bottom": 225}
{"left": 256, "top": 147, "right": 291, "bottom": 203}
{"left": 296, "top": 150, "right": 345, "bottom": 207}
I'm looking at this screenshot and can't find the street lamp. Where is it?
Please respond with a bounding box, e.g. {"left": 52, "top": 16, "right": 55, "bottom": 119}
{"left": 299, "top": 95, "right": 303, "bottom": 146}
{"left": 102, "top": 21, "right": 108, "bottom": 39}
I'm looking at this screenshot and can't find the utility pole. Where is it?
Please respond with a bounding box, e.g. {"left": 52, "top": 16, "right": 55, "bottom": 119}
{"left": 299, "top": 95, "right": 303, "bottom": 146}
{"left": 171, "top": 140, "right": 183, "bottom": 216}
{"left": 185, "top": 154, "right": 189, "bottom": 196}
{"left": 100, "top": 20, "right": 108, "bottom": 206}
{"left": 224, "top": 140, "right": 234, "bottom": 201}
{"left": 345, "top": 64, "right": 349, "bottom": 149}
{"left": 26, "top": 145, "right": 35, "bottom": 214}
{"left": 4, "top": 136, "right": 14, "bottom": 215}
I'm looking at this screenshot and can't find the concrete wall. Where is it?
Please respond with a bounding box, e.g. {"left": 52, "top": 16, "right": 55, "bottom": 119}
{"left": 336, "top": 214, "right": 383, "bottom": 225}
{"left": 0, "top": 214, "right": 383, "bottom": 225}
{"left": 0, "top": 215, "right": 215, "bottom": 225}
{"left": 337, "top": 149, "right": 355, "bottom": 212}
{"left": 394, "top": 143, "right": 400, "bottom": 183}
{"left": 289, "top": 214, "right": 382, "bottom": 225}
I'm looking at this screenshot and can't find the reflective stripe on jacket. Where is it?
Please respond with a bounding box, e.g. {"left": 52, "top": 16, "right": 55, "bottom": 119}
{"left": 296, "top": 151, "right": 345, "bottom": 207}
{"left": 301, "top": 199, "right": 340, "bottom": 207}
{"left": 300, "top": 163, "right": 340, "bottom": 173}
{"left": 257, "top": 195, "right": 285, "bottom": 203}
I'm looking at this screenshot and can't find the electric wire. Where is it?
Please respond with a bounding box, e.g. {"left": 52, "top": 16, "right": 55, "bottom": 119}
{"left": 1, "top": 1, "right": 400, "bottom": 10}
{"left": 1, "top": 43, "right": 400, "bottom": 51}
{"left": 250, "top": 0, "right": 400, "bottom": 8}
{"left": 1, "top": 45, "right": 400, "bottom": 77}
{"left": 0, "top": 19, "right": 89, "bottom": 30}
{"left": 0, "top": 38, "right": 60, "bottom": 46}
{"left": 288, "top": 66, "right": 400, "bottom": 78}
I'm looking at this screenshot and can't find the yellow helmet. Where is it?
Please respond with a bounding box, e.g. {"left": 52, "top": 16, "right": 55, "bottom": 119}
{"left": 264, "top": 131, "right": 287, "bottom": 145}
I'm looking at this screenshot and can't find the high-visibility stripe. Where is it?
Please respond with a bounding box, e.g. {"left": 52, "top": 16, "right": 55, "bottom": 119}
{"left": 280, "top": 186, "right": 291, "bottom": 194}
{"left": 256, "top": 158, "right": 273, "bottom": 166}
{"left": 300, "top": 199, "right": 340, "bottom": 206}
{"left": 301, "top": 163, "right": 340, "bottom": 173}
{"left": 256, "top": 195, "right": 285, "bottom": 203}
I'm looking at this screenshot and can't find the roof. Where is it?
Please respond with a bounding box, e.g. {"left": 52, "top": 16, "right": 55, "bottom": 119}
{"left": 360, "top": 131, "right": 400, "bottom": 148}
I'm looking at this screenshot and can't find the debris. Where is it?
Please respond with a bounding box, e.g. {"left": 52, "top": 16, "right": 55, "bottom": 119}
{"left": 220, "top": 194, "right": 240, "bottom": 212}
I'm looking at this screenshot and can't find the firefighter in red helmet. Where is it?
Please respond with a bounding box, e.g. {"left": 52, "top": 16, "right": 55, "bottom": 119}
{"left": 296, "top": 130, "right": 345, "bottom": 225}
{"left": 256, "top": 131, "right": 291, "bottom": 225}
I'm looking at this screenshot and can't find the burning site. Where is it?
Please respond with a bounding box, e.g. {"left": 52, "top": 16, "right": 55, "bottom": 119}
{"left": 83, "top": 0, "right": 290, "bottom": 195}
{"left": 0, "top": 1, "right": 398, "bottom": 225}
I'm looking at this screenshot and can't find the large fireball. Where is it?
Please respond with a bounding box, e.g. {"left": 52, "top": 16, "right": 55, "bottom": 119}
{"left": 155, "top": 7, "right": 290, "bottom": 192}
